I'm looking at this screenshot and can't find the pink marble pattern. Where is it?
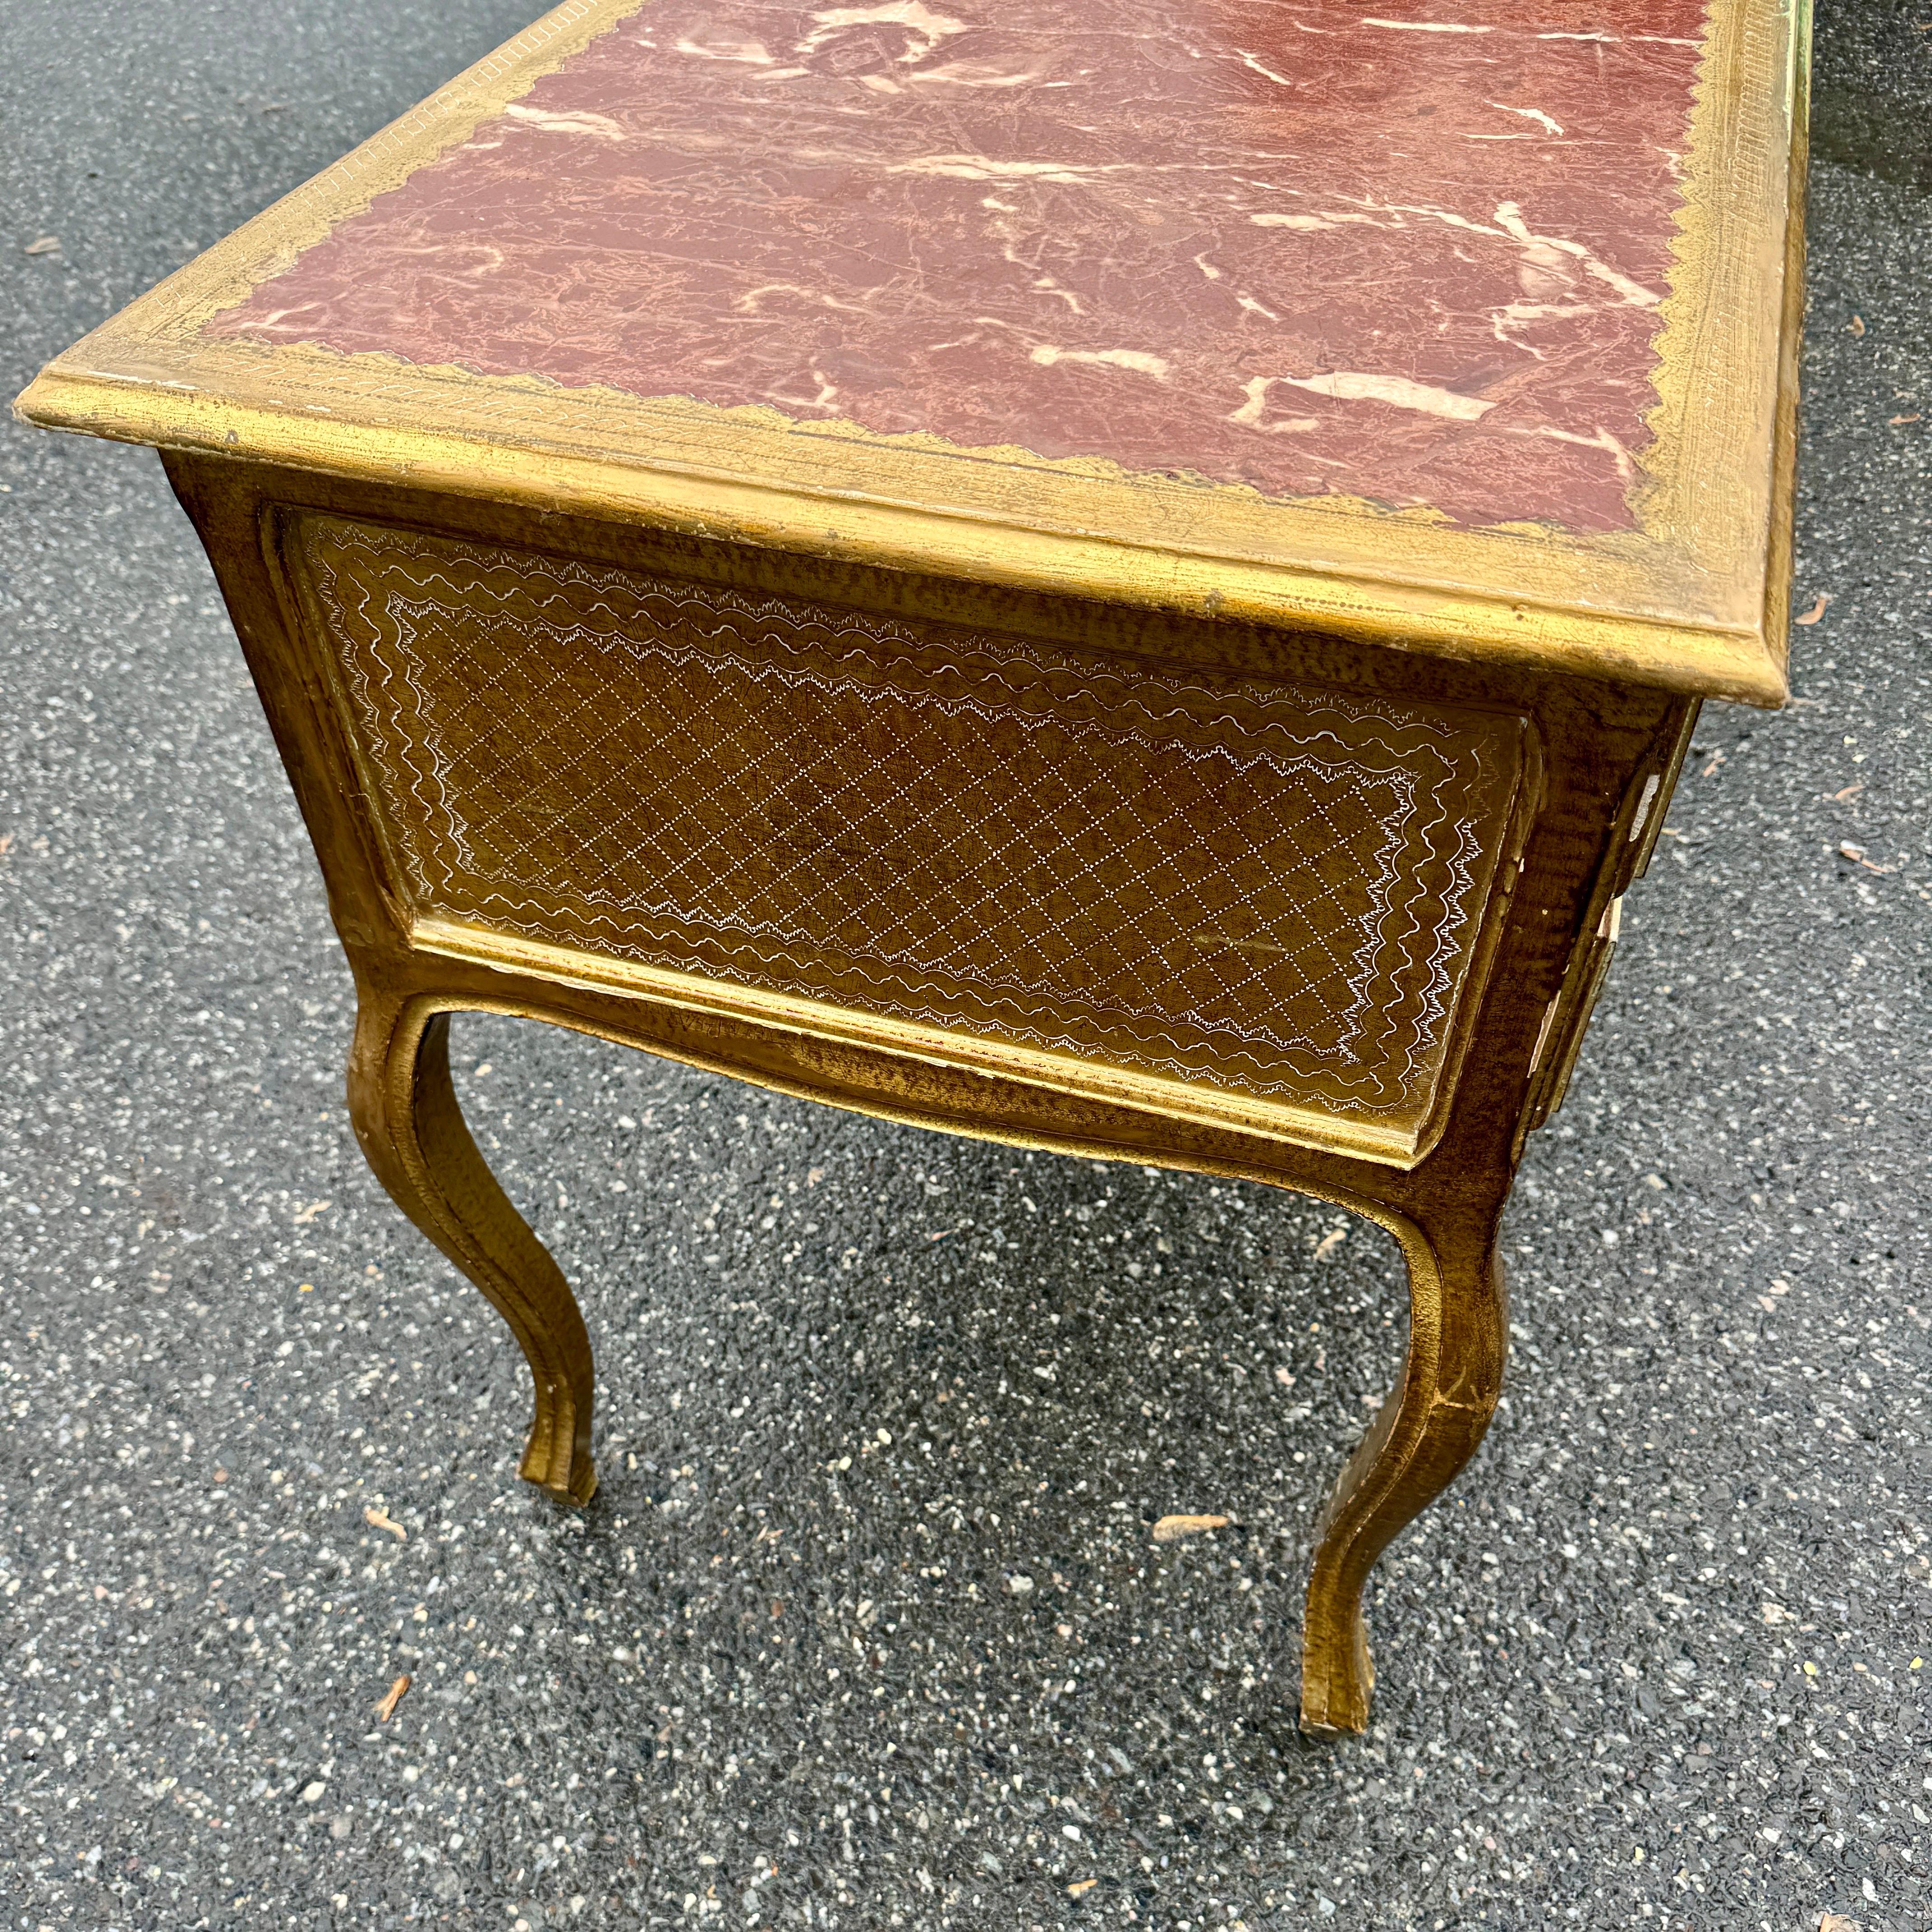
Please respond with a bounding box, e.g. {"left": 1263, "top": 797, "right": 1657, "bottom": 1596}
{"left": 210, "top": 0, "right": 1712, "bottom": 531}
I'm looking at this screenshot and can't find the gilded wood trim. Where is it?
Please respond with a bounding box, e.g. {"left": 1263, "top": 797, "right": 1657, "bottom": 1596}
{"left": 414, "top": 914, "right": 1433, "bottom": 1164}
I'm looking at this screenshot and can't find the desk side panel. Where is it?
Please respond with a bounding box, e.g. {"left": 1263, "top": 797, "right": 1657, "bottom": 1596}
{"left": 276, "top": 509, "right": 1535, "bottom": 1163}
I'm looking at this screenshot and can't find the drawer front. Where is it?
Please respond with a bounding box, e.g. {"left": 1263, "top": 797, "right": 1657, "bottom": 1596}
{"left": 292, "top": 514, "right": 1529, "bottom": 1159}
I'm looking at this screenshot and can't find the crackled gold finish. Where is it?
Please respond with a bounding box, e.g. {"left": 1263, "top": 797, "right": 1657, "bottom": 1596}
{"left": 14, "top": 0, "right": 1803, "bottom": 1736}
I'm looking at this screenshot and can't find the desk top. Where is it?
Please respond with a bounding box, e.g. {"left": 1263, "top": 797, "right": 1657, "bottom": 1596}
{"left": 18, "top": 0, "right": 1807, "bottom": 701}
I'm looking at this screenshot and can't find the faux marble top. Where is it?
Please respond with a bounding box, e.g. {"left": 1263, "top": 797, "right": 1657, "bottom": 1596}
{"left": 208, "top": 0, "right": 1711, "bottom": 534}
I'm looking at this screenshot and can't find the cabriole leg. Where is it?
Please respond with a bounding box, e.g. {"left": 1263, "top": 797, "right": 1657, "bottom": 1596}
{"left": 1299, "top": 1196, "right": 1508, "bottom": 1734}
{"left": 346, "top": 985, "right": 597, "bottom": 1504}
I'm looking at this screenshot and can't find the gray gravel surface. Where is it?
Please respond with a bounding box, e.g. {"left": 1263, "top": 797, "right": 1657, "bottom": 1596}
{"left": 4, "top": 6, "right": 1931, "bottom": 1930}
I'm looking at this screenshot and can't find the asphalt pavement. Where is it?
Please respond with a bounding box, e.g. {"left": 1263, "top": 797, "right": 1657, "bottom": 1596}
{"left": 1811, "top": 0, "right": 1932, "bottom": 190}
{"left": 2, "top": 5, "right": 1929, "bottom": 1930}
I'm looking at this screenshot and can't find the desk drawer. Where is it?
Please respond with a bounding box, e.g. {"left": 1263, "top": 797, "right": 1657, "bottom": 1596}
{"left": 291, "top": 513, "right": 1530, "bottom": 1162}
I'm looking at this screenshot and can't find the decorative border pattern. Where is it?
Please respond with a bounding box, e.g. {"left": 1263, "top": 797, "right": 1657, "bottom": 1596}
{"left": 297, "top": 515, "right": 1527, "bottom": 1127}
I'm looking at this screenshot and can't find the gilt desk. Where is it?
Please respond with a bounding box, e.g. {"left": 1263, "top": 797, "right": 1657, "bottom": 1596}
{"left": 17, "top": 0, "right": 1806, "bottom": 1733}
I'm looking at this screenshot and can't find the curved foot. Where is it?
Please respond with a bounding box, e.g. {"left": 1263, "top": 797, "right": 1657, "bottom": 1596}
{"left": 348, "top": 987, "right": 596, "bottom": 1505}
{"left": 1299, "top": 1202, "right": 1507, "bottom": 1734}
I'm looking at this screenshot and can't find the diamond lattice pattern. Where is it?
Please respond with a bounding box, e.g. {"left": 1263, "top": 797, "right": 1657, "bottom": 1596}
{"left": 304, "top": 519, "right": 1524, "bottom": 1125}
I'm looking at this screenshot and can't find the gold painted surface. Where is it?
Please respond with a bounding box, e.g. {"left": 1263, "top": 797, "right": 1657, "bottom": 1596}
{"left": 14, "top": 0, "right": 1806, "bottom": 703}
{"left": 290, "top": 512, "right": 1532, "bottom": 1165}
